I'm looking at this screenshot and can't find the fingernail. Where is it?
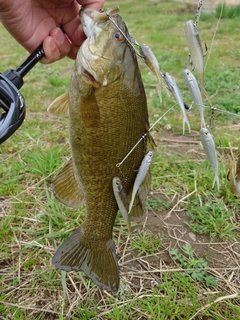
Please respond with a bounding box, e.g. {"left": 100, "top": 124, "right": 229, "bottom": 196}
{"left": 55, "top": 28, "right": 65, "bottom": 44}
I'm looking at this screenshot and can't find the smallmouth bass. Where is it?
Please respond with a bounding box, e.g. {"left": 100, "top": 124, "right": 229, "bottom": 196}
{"left": 48, "top": 6, "right": 154, "bottom": 291}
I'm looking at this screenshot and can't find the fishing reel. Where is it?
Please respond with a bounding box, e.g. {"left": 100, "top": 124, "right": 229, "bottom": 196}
{"left": 0, "top": 45, "right": 44, "bottom": 144}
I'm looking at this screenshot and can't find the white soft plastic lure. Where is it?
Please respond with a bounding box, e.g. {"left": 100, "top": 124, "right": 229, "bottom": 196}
{"left": 112, "top": 177, "right": 131, "bottom": 233}
{"left": 182, "top": 68, "right": 206, "bottom": 128}
{"left": 139, "top": 44, "right": 168, "bottom": 102}
{"left": 140, "top": 44, "right": 163, "bottom": 80}
{"left": 128, "top": 151, "right": 154, "bottom": 214}
{"left": 163, "top": 72, "right": 191, "bottom": 135}
{"left": 185, "top": 20, "right": 204, "bottom": 90}
{"left": 199, "top": 128, "right": 220, "bottom": 191}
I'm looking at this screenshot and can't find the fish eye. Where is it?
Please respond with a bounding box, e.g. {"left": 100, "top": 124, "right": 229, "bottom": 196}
{"left": 114, "top": 31, "right": 124, "bottom": 42}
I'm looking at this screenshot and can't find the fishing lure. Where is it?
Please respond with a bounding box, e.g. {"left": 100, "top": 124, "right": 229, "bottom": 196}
{"left": 163, "top": 72, "right": 191, "bottom": 135}
{"left": 112, "top": 177, "right": 131, "bottom": 234}
{"left": 128, "top": 151, "right": 154, "bottom": 214}
{"left": 199, "top": 128, "right": 220, "bottom": 191}
{"left": 182, "top": 68, "right": 206, "bottom": 128}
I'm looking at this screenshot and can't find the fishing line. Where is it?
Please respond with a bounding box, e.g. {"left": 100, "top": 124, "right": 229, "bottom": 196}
{"left": 208, "top": 106, "right": 240, "bottom": 119}
{"left": 195, "top": 103, "right": 240, "bottom": 119}
{"left": 204, "top": 1, "right": 224, "bottom": 70}
{"left": 148, "top": 103, "right": 177, "bottom": 131}
{"left": 105, "top": 11, "right": 144, "bottom": 58}
{"left": 116, "top": 103, "right": 176, "bottom": 168}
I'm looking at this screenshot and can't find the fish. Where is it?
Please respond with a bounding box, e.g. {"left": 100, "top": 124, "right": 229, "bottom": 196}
{"left": 185, "top": 20, "right": 212, "bottom": 107}
{"left": 199, "top": 128, "right": 220, "bottom": 191}
{"left": 128, "top": 150, "right": 154, "bottom": 214}
{"left": 139, "top": 44, "right": 168, "bottom": 101}
{"left": 112, "top": 177, "right": 131, "bottom": 234}
{"left": 163, "top": 72, "right": 191, "bottom": 135}
{"left": 139, "top": 44, "right": 162, "bottom": 80}
{"left": 48, "top": 6, "right": 154, "bottom": 292}
{"left": 185, "top": 20, "right": 204, "bottom": 91}
{"left": 227, "top": 155, "right": 240, "bottom": 197}
{"left": 182, "top": 68, "right": 206, "bottom": 128}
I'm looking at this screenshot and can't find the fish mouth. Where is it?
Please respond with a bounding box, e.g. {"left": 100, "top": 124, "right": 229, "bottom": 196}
{"left": 80, "top": 7, "right": 117, "bottom": 37}
{"left": 80, "top": 9, "right": 95, "bottom": 37}
{"left": 82, "top": 68, "right": 96, "bottom": 82}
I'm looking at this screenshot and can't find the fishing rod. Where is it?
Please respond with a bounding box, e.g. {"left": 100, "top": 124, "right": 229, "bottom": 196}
{"left": 0, "top": 45, "right": 45, "bottom": 144}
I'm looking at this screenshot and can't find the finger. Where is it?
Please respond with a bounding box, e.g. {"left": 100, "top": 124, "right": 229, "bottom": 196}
{"left": 41, "top": 28, "right": 71, "bottom": 64}
{"left": 41, "top": 37, "right": 60, "bottom": 64}
{"left": 77, "top": 0, "right": 104, "bottom": 11}
{"left": 61, "top": 16, "right": 85, "bottom": 46}
{"left": 52, "top": 27, "right": 72, "bottom": 58}
{"left": 67, "top": 44, "right": 80, "bottom": 60}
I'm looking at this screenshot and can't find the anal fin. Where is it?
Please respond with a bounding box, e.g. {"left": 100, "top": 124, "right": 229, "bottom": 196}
{"left": 53, "top": 159, "right": 84, "bottom": 209}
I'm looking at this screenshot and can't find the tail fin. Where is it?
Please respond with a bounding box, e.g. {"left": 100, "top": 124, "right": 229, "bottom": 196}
{"left": 52, "top": 226, "right": 119, "bottom": 291}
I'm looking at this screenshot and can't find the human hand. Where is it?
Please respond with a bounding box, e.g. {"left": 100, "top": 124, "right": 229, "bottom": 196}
{"left": 0, "top": 0, "right": 104, "bottom": 63}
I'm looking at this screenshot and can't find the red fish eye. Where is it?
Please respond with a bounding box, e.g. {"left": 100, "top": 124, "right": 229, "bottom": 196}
{"left": 114, "top": 31, "right": 123, "bottom": 42}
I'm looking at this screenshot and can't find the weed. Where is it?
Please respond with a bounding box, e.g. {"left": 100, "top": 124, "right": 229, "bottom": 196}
{"left": 186, "top": 199, "right": 239, "bottom": 240}
{"left": 147, "top": 195, "right": 171, "bottom": 211}
{"left": 131, "top": 229, "right": 162, "bottom": 256}
{"left": 170, "top": 244, "right": 217, "bottom": 286}
{"left": 0, "top": 0, "right": 240, "bottom": 319}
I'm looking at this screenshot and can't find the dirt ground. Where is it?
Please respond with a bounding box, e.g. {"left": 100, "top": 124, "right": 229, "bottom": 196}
{"left": 118, "top": 130, "right": 240, "bottom": 293}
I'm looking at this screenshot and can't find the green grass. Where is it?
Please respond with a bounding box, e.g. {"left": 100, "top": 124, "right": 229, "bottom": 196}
{"left": 0, "top": 0, "right": 240, "bottom": 319}
{"left": 170, "top": 244, "right": 217, "bottom": 286}
{"left": 186, "top": 198, "right": 239, "bottom": 240}
{"left": 216, "top": 3, "right": 240, "bottom": 19}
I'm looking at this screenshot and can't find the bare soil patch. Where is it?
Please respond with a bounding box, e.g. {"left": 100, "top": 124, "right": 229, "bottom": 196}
{"left": 118, "top": 130, "right": 240, "bottom": 294}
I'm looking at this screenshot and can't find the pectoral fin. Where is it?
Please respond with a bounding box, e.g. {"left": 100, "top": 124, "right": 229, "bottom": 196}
{"left": 48, "top": 93, "right": 69, "bottom": 116}
{"left": 53, "top": 160, "right": 84, "bottom": 209}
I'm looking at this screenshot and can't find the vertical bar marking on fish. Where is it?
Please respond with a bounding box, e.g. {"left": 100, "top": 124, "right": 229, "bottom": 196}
{"left": 199, "top": 128, "right": 220, "bottom": 191}
{"left": 163, "top": 72, "right": 191, "bottom": 135}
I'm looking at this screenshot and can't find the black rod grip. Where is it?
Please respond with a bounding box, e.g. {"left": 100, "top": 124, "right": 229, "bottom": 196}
{"left": 15, "top": 45, "right": 45, "bottom": 78}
